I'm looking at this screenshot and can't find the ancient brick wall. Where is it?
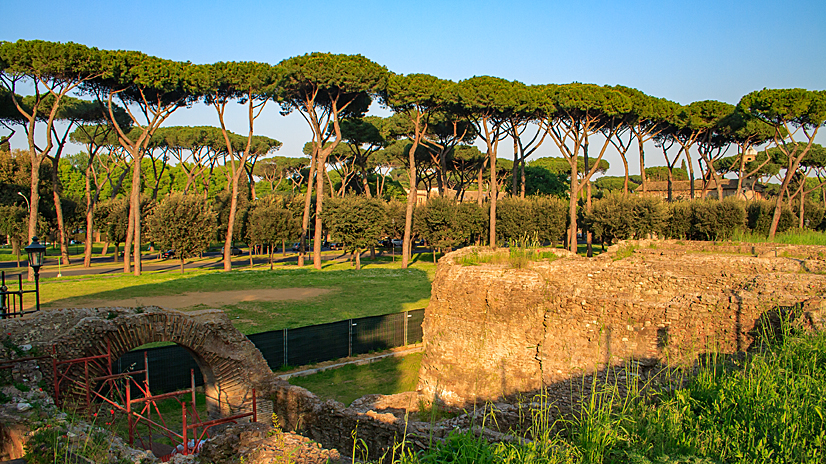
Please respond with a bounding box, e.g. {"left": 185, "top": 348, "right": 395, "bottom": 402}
{"left": 0, "top": 306, "right": 274, "bottom": 418}
{"left": 418, "top": 241, "right": 826, "bottom": 406}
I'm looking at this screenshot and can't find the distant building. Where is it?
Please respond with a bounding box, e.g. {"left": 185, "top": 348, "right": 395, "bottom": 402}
{"left": 405, "top": 187, "right": 505, "bottom": 205}
{"left": 638, "top": 179, "right": 764, "bottom": 200}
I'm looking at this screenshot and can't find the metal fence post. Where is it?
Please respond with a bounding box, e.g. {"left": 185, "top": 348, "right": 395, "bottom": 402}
{"left": 283, "top": 328, "right": 288, "bottom": 368}
{"left": 404, "top": 311, "right": 409, "bottom": 346}
{"left": 348, "top": 319, "right": 353, "bottom": 358}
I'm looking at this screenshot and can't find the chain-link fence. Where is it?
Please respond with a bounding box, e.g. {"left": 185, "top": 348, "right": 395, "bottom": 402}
{"left": 117, "top": 309, "right": 425, "bottom": 392}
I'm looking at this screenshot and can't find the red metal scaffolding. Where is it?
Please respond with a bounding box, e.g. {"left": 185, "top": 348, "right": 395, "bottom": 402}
{"left": 50, "top": 341, "right": 257, "bottom": 461}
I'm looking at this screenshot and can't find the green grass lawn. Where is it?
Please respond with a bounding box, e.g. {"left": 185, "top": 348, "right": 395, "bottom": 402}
{"left": 30, "top": 256, "right": 435, "bottom": 334}
{"left": 289, "top": 352, "right": 422, "bottom": 406}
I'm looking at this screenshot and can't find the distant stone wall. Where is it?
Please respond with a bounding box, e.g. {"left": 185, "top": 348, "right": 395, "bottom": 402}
{"left": 418, "top": 241, "right": 826, "bottom": 406}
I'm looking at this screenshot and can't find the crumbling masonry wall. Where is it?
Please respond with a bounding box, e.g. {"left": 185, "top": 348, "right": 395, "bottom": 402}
{"left": 417, "top": 241, "right": 826, "bottom": 405}
{"left": 0, "top": 306, "right": 274, "bottom": 418}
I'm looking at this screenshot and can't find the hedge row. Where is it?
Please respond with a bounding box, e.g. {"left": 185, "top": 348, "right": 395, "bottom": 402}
{"left": 411, "top": 194, "right": 825, "bottom": 248}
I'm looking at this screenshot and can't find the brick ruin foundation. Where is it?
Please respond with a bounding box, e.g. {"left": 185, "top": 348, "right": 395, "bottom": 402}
{"left": 0, "top": 306, "right": 272, "bottom": 418}
{"left": 417, "top": 240, "right": 826, "bottom": 406}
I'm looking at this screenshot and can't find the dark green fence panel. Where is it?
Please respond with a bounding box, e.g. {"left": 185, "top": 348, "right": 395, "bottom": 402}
{"left": 351, "top": 313, "right": 405, "bottom": 355}
{"left": 286, "top": 320, "right": 350, "bottom": 367}
{"left": 116, "top": 309, "right": 426, "bottom": 392}
{"left": 407, "top": 309, "right": 425, "bottom": 343}
{"left": 247, "top": 329, "right": 285, "bottom": 371}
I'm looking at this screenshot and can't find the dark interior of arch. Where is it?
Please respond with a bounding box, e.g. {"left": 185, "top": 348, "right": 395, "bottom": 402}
{"left": 115, "top": 344, "right": 205, "bottom": 394}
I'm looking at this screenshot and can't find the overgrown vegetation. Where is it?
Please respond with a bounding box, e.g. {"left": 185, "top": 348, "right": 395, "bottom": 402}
{"left": 456, "top": 246, "right": 559, "bottom": 269}
{"left": 388, "top": 319, "right": 826, "bottom": 464}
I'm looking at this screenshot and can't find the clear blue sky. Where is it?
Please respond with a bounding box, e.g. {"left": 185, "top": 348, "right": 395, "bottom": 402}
{"left": 5, "top": 0, "right": 826, "bottom": 176}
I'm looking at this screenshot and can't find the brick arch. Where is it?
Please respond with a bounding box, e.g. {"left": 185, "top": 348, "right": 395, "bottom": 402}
{"left": 48, "top": 307, "right": 273, "bottom": 418}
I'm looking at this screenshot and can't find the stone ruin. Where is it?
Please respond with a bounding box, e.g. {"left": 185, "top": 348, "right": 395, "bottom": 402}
{"left": 0, "top": 306, "right": 272, "bottom": 419}
{"left": 3, "top": 240, "right": 826, "bottom": 462}
{"left": 418, "top": 240, "right": 826, "bottom": 406}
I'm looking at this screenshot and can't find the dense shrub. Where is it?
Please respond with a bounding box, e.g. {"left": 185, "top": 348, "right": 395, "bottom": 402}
{"left": 586, "top": 193, "right": 636, "bottom": 243}
{"left": 665, "top": 201, "right": 692, "bottom": 239}
{"left": 246, "top": 201, "right": 300, "bottom": 265}
{"left": 454, "top": 202, "right": 488, "bottom": 245}
{"left": 323, "top": 196, "right": 386, "bottom": 269}
{"left": 415, "top": 197, "right": 461, "bottom": 249}
{"left": 791, "top": 199, "right": 825, "bottom": 229}
{"left": 586, "top": 194, "right": 668, "bottom": 244}
{"left": 688, "top": 198, "right": 745, "bottom": 240}
{"left": 747, "top": 200, "right": 796, "bottom": 234}
{"left": 532, "top": 195, "right": 568, "bottom": 245}
{"left": 496, "top": 197, "right": 536, "bottom": 242}
{"left": 148, "top": 193, "right": 216, "bottom": 272}
{"left": 634, "top": 196, "right": 669, "bottom": 237}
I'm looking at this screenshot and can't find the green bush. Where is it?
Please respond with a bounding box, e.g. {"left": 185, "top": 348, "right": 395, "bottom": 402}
{"left": 688, "top": 198, "right": 745, "bottom": 241}
{"left": 792, "top": 199, "right": 825, "bottom": 229}
{"left": 455, "top": 202, "right": 488, "bottom": 245}
{"left": 532, "top": 195, "right": 568, "bottom": 245}
{"left": 634, "top": 196, "right": 669, "bottom": 238}
{"left": 586, "top": 194, "right": 668, "bottom": 244}
{"left": 747, "top": 200, "right": 796, "bottom": 235}
{"left": 586, "top": 193, "right": 636, "bottom": 243}
{"left": 414, "top": 197, "right": 460, "bottom": 250}
{"left": 665, "top": 202, "right": 692, "bottom": 239}
{"left": 496, "top": 197, "right": 535, "bottom": 243}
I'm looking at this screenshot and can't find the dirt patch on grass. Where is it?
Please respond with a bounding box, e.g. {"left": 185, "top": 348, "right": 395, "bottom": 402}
{"left": 53, "top": 288, "right": 332, "bottom": 310}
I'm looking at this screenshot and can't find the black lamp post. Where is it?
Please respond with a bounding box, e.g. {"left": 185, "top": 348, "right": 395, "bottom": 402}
{"left": 25, "top": 236, "right": 46, "bottom": 312}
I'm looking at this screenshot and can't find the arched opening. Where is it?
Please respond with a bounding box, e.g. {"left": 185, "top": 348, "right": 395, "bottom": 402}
{"left": 115, "top": 343, "right": 222, "bottom": 419}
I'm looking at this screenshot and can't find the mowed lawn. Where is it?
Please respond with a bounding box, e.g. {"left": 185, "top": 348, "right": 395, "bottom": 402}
{"left": 289, "top": 352, "right": 423, "bottom": 406}
{"left": 29, "top": 257, "right": 436, "bottom": 334}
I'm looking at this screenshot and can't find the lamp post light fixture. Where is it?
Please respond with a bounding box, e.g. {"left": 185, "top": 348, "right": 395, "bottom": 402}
{"left": 24, "top": 236, "right": 46, "bottom": 312}
{"left": 17, "top": 192, "right": 30, "bottom": 212}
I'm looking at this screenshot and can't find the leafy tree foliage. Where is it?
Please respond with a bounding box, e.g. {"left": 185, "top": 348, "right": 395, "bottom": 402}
{"left": 645, "top": 166, "right": 689, "bottom": 182}
{"left": 322, "top": 196, "right": 386, "bottom": 270}
{"left": 148, "top": 193, "right": 216, "bottom": 273}
{"left": 275, "top": 52, "right": 387, "bottom": 269}
{"left": 246, "top": 202, "right": 300, "bottom": 269}
{"left": 739, "top": 88, "right": 826, "bottom": 238}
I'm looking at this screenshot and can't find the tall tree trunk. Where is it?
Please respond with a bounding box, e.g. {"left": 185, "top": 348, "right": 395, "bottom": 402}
{"left": 402, "top": 139, "right": 418, "bottom": 269}
{"left": 27, "top": 157, "right": 43, "bottom": 281}
{"left": 313, "top": 153, "right": 326, "bottom": 270}
{"left": 223, "top": 169, "right": 243, "bottom": 272}
{"left": 511, "top": 135, "right": 519, "bottom": 196}
{"left": 83, "top": 162, "right": 95, "bottom": 267}
{"left": 299, "top": 160, "right": 315, "bottom": 267}
{"left": 584, "top": 138, "right": 592, "bottom": 257}
{"left": 51, "top": 162, "right": 71, "bottom": 265}
{"left": 130, "top": 154, "right": 143, "bottom": 276}
{"left": 476, "top": 162, "right": 484, "bottom": 206}
{"left": 686, "top": 152, "right": 696, "bottom": 199}
{"left": 489, "top": 142, "right": 497, "bottom": 248}
{"left": 736, "top": 145, "right": 747, "bottom": 198}
{"left": 638, "top": 136, "right": 647, "bottom": 194}
{"left": 620, "top": 152, "right": 630, "bottom": 195}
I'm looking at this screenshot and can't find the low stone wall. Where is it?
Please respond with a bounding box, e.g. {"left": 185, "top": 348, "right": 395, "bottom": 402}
{"left": 417, "top": 240, "right": 826, "bottom": 406}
